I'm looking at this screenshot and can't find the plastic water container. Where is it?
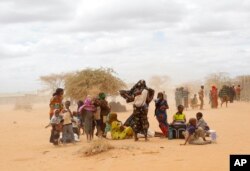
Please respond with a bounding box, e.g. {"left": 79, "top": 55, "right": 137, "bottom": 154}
{"left": 168, "top": 127, "right": 173, "bottom": 140}
{"left": 209, "top": 130, "right": 217, "bottom": 142}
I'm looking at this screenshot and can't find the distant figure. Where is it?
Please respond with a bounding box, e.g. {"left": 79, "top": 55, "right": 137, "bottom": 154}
{"left": 175, "top": 88, "right": 183, "bottom": 108}
{"left": 191, "top": 94, "right": 199, "bottom": 109}
{"left": 219, "top": 85, "right": 229, "bottom": 107}
{"left": 183, "top": 88, "right": 189, "bottom": 110}
{"left": 49, "top": 88, "right": 64, "bottom": 119}
{"left": 163, "top": 91, "right": 167, "bottom": 100}
{"left": 198, "top": 86, "right": 205, "bottom": 110}
{"left": 210, "top": 86, "right": 218, "bottom": 108}
{"left": 235, "top": 85, "right": 242, "bottom": 101}
{"left": 155, "top": 92, "right": 169, "bottom": 137}
{"left": 229, "top": 86, "right": 236, "bottom": 103}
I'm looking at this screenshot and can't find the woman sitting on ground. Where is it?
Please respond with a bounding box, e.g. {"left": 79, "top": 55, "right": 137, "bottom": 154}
{"left": 109, "top": 113, "right": 133, "bottom": 140}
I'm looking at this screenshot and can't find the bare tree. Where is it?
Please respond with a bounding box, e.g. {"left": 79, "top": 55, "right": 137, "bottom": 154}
{"left": 205, "top": 72, "right": 232, "bottom": 89}
{"left": 40, "top": 73, "right": 71, "bottom": 93}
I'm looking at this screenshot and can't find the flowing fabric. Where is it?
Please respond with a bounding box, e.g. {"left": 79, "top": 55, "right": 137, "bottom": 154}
{"left": 49, "top": 95, "right": 63, "bottom": 119}
{"left": 130, "top": 106, "right": 149, "bottom": 134}
{"left": 155, "top": 99, "right": 168, "bottom": 136}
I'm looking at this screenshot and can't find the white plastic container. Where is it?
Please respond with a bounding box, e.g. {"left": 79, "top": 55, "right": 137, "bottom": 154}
{"left": 208, "top": 130, "right": 217, "bottom": 142}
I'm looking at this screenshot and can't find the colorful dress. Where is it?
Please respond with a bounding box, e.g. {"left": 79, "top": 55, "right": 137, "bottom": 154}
{"left": 210, "top": 86, "right": 218, "bottom": 108}
{"left": 81, "top": 98, "right": 96, "bottom": 135}
{"left": 111, "top": 121, "right": 133, "bottom": 140}
{"left": 49, "top": 95, "right": 63, "bottom": 119}
{"left": 155, "top": 99, "right": 169, "bottom": 136}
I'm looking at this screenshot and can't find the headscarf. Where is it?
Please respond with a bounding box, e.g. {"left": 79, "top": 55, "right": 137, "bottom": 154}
{"left": 53, "top": 88, "right": 64, "bottom": 96}
{"left": 82, "top": 96, "right": 96, "bottom": 112}
{"left": 108, "top": 113, "right": 118, "bottom": 124}
{"left": 84, "top": 96, "right": 92, "bottom": 106}
{"left": 99, "top": 92, "right": 106, "bottom": 100}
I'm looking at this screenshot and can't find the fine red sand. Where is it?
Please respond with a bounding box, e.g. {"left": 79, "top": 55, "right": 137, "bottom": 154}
{"left": 0, "top": 101, "right": 250, "bottom": 171}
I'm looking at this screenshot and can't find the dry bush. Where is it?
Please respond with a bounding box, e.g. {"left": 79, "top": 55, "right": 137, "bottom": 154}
{"left": 80, "top": 139, "right": 114, "bottom": 157}
{"left": 65, "top": 68, "right": 126, "bottom": 100}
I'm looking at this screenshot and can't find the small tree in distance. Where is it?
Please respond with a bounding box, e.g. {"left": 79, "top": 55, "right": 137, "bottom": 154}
{"left": 40, "top": 73, "right": 70, "bottom": 93}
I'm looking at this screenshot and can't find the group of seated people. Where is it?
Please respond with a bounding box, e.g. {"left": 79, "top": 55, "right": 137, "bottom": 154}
{"left": 171, "top": 105, "right": 212, "bottom": 145}
{"left": 48, "top": 101, "right": 213, "bottom": 146}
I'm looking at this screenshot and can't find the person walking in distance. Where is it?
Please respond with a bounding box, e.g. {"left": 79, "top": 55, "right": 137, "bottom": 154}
{"left": 198, "top": 86, "right": 205, "bottom": 110}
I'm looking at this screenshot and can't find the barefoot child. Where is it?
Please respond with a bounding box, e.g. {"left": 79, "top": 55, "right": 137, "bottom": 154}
{"left": 181, "top": 118, "right": 211, "bottom": 145}
{"left": 61, "top": 101, "right": 75, "bottom": 144}
{"left": 49, "top": 109, "right": 63, "bottom": 145}
{"left": 83, "top": 96, "right": 96, "bottom": 142}
{"left": 196, "top": 112, "right": 210, "bottom": 132}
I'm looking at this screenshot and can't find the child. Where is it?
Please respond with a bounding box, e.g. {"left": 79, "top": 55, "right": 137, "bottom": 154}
{"left": 72, "top": 111, "right": 80, "bottom": 140}
{"left": 191, "top": 94, "right": 199, "bottom": 109}
{"left": 181, "top": 118, "right": 211, "bottom": 145}
{"left": 196, "top": 112, "right": 210, "bottom": 132}
{"left": 61, "top": 101, "right": 75, "bottom": 144}
{"left": 77, "top": 100, "right": 85, "bottom": 135}
{"left": 49, "top": 109, "right": 63, "bottom": 145}
{"left": 83, "top": 96, "right": 96, "bottom": 142}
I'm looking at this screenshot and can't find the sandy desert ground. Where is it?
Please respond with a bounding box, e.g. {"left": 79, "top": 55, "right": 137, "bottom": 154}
{"left": 0, "top": 100, "right": 250, "bottom": 171}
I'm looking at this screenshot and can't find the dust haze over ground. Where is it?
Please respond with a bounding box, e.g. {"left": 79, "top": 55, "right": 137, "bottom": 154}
{"left": 1, "top": 0, "right": 250, "bottom": 170}
{"left": 1, "top": 100, "right": 250, "bottom": 171}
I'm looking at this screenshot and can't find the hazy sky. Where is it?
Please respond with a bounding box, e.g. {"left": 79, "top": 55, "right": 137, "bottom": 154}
{"left": 0, "top": 0, "right": 250, "bottom": 93}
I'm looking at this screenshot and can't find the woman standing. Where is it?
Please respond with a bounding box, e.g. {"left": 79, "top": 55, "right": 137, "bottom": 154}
{"left": 210, "top": 86, "right": 218, "bottom": 108}
{"left": 155, "top": 92, "right": 169, "bottom": 137}
{"left": 49, "top": 88, "right": 64, "bottom": 119}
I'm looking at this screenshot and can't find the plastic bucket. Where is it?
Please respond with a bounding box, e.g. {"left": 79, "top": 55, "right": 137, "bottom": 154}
{"left": 209, "top": 130, "right": 217, "bottom": 142}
